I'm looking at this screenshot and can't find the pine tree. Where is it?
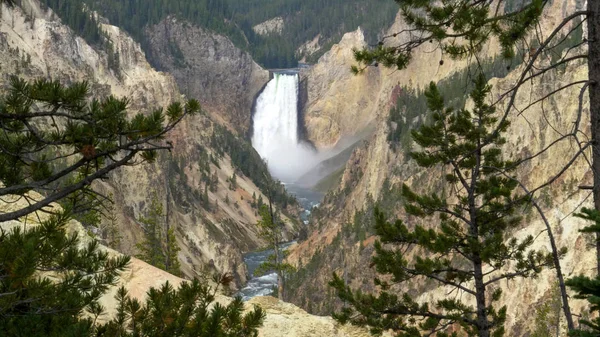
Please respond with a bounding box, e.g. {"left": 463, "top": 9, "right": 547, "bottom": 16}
{"left": 210, "top": 171, "right": 218, "bottom": 192}
{"left": 136, "top": 193, "right": 166, "bottom": 270}
{"left": 165, "top": 227, "right": 181, "bottom": 277}
{"left": 0, "top": 76, "right": 197, "bottom": 334}
{"left": 0, "top": 210, "right": 130, "bottom": 335}
{"left": 255, "top": 201, "right": 295, "bottom": 300}
{"left": 136, "top": 193, "right": 182, "bottom": 276}
{"left": 95, "top": 277, "right": 265, "bottom": 337}
{"left": 530, "top": 282, "right": 562, "bottom": 337}
{"left": 350, "top": 0, "right": 599, "bottom": 329}
{"left": 229, "top": 172, "right": 237, "bottom": 190}
{"left": 0, "top": 76, "right": 199, "bottom": 223}
{"left": 330, "top": 75, "right": 555, "bottom": 337}
{"left": 203, "top": 183, "right": 210, "bottom": 209}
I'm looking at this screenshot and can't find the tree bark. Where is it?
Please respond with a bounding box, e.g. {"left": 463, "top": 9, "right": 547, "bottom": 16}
{"left": 588, "top": 0, "right": 600, "bottom": 275}
{"left": 473, "top": 258, "right": 489, "bottom": 337}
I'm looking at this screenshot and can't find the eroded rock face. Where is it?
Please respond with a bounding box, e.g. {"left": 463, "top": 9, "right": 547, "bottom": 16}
{"left": 300, "top": 29, "right": 381, "bottom": 149}
{"left": 290, "top": 0, "right": 592, "bottom": 334}
{"left": 248, "top": 296, "right": 379, "bottom": 337}
{"left": 144, "top": 17, "right": 269, "bottom": 134}
{"left": 253, "top": 17, "right": 284, "bottom": 36}
{"left": 0, "top": 0, "right": 179, "bottom": 108}
{"left": 0, "top": 0, "right": 296, "bottom": 289}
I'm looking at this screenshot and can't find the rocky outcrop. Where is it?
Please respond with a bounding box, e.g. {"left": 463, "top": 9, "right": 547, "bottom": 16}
{"left": 253, "top": 17, "right": 284, "bottom": 36}
{"left": 290, "top": 0, "right": 592, "bottom": 334}
{"left": 144, "top": 17, "right": 269, "bottom": 134}
{"left": 0, "top": 0, "right": 180, "bottom": 107}
{"left": 249, "top": 296, "right": 379, "bottom": 337}
{"left": 299, "top": 29, "right": 381, "bottom": 148}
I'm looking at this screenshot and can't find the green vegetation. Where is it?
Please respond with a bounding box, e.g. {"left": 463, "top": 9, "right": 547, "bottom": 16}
{"left": 0, "top": 74, "right": 266, "bottom": 335}
{"left": 40, "top": 0, "right": 397, "bottom": 68}
{"left": 314, "top": 166, "right": 345, "bottom": 193}
{"left": 387, "top": 56, "right": 519, "bottom": 152}
{"left": 210, "top": 125, "right": 296, "bottom": 210}
{"left": 0, "top": 76, "right": 198, "bottom": 223}
{"left": 566, "top": 208, "right": 600, "bottom": 336}
{"left": 228, "top": 0, "right": 399, "bottom": 66}
{"left": 350, "top": 0, "right": 544, "bottom": 74}
{"left": 0, "top": 211, "right": 130, "bottom": 336}
{"left": 254, "top": 204, "right": 295, "bottom": 300}
{"left": 331, "top": 76, "right": 556, "bottom": 336}
{"left": 39, "top": 0, "right": 122, "bottom": 75}
{"left": 0, "top": 77, "right": 257, "bottom": 336}
{"left": 530, "top": 283, "right": 562, "bottom": 337}
{"left": 136, "top": 192, "right": 181, "bottom": 276}
{"left": 96, "top": 278, "right": 265, "bottom": 337}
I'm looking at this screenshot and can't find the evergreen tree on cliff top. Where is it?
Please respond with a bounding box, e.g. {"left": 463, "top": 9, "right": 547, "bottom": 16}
{"left": 0, "top": 76, "right": 198, "bottom": 334}
{"left": 0, "top": 77, "right": 265, "bottom": 336}
{"left": 339, "top": 0, "right": 599, "bottom": 333}
{"left": 330, "top": 75, "right": 556, "bottom": 337}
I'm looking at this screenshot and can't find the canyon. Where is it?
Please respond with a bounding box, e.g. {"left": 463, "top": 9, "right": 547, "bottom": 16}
{"left": 0, "top": 0, "right": 597, "bottom": 335}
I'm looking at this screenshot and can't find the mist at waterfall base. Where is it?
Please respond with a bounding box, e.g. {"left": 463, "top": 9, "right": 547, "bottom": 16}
{"left": 252, "top": 73, "right": 323, "bottom": 183}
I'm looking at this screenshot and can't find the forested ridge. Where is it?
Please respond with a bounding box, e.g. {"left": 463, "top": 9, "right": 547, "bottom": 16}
{"left": 38, "top": 0, "right": 398, "bottom": 68}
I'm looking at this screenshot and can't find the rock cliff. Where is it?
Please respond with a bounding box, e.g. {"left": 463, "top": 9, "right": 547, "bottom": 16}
{"left": 0, "top": 0, "right": 297, "bottom": 289}
{"left": 144, "top": 17, "right": 269, "bottom": 134}
{"left": 289, "top": 0, "right": 593, "bottom": 334}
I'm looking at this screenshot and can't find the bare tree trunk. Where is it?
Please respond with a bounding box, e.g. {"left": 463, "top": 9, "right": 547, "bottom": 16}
{"left": 533, "top": 200, "right": 574, "bottom": 331}
{"left": 165, "top": 156, "right": 172, "bottom": 271}
{"left": 266, "top": 182, "right": 284, "bottom": 300}
{"left": 588, "top": 0, "right": 600, "bottom": 275}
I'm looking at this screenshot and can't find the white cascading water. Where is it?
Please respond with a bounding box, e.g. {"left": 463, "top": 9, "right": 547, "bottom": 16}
{"left": 252, "top": 73, "right": 316, "bottom": 182}
{"left": 242, "top": 73, "right": 325, "bottom": 301}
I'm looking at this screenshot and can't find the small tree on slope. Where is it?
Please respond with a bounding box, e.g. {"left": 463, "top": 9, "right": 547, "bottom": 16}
{"left": 136, "top": 192, "right": 182, "bottom": 276}
{"left": 330, "top": 75, "right": 556, "bottom": 337}
{"left": 255, "top": 204, "right": 295, "bottom": 300}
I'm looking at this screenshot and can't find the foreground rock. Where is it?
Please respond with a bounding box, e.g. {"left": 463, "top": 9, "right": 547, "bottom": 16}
{"left": 248, "top": 296, "right": 374, "bottom": 337}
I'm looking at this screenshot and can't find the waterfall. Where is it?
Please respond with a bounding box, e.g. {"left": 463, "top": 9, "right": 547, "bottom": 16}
{"left": 252, "top": 73, "right": 315, "bottom": 182}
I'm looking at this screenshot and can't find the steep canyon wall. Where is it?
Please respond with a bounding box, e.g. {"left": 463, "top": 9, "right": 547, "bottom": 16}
{"left": 289, "top": 0, "right": 594, "bottom": 334}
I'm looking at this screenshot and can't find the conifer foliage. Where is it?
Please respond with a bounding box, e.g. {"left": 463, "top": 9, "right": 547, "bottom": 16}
{"left": 255, "top": 204, "right": 295, "bottom": 300}
{"left": 330, "top": 76, "right": 555, "bottom": 337}
{"left": 0, "top": 210, "right": 130, "bottom": 336}
{"left": 136, "top": 192, "right": 182, "bottom": 276}
{"left": 350, "top": 0, "right": 545, "bottom": 74}
{"left": 0, "top": 76, "right": 199, "bottom": 223}
{"left": 0, "top": 76, "right": 266, "bottom": 336}
{"left": 96, "top": 279, "right": 266, "bottom": 337}
{"left": 565, "top": 209, "right": 600, "bottom": 336}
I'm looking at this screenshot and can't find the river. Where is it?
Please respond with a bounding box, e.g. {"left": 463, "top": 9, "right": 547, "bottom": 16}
{"left": 236, "top": 183, "right": 322, "bottom": 300}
